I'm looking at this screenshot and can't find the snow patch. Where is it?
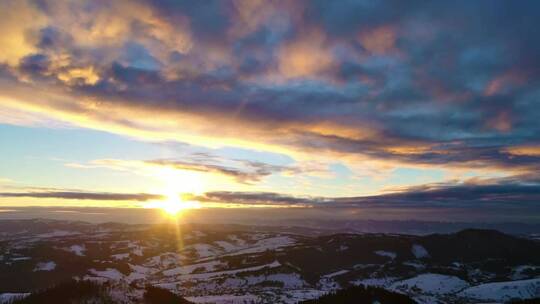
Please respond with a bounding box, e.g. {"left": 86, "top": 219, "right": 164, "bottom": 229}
{"left": 322, "top": 270, "right": 349, "bottom": 278}
{"left": 128, "top": 242, "right": 144, "bottom": 256}
{"left": 125, "top": 264, "right": 157, "bottom": 283}
{"left": 227, "top": 235, "right": 246, "bottom": 246}
{"left": 458, "top": 278, "right": 540, "bottom": 302}
{"left": 512, "top": 265, "right": 539, "bottom": 280}
{"left": 403, "top": 261, "right": 425, "bottom": 270}
{"left": 111, "top": 253, "right": 129, "bottom": 260}
{"left": 411, "top": 244, "right": 430, "bottom": 259}
{"left": 33, "top": 261, "right": 56, "bottom": 271}
{"left": 214, "top": 241, "right": 239, "bottom": 252}
{"left": 353, "top": 277, "right": 399, "bottom": 287}
{"left": 245, "top": 273, "right": 306, "bottom": 288}
{"left": 66, "top": 244, "right": 86, "bottom": 256}
{"left": 186, "top": 294, "right": 259, "bottom": 304}
{"left": 390, "top": 273, "right": 469, "bottom": 295}
{"left": 375, "top": 250, "right": 396, "bottom": 259}
{"left": 163, "top": 260, "right": 223, "bottom": 277}
{"left": 88, "top": 268, "right": 124, "bottom": 281}
{"left": 11, "top": 257, "right": 31, "bottom": 261}
{"left": 223, "top": 236, "right": 295, "bottom": 256}
{"left": 185, "top": 243, "right": 220, "bottom": 259}
{"left": 0, "top": 293, "right": 30, "bottom": 304}
{"left": 173, "top": 261, "right": 281, "bottom": 281}
{"left": 145, "top": 252, "right": 184, "bottom": 269}
{"left": 36, "top": 230, "right": 80, "bottom": 238}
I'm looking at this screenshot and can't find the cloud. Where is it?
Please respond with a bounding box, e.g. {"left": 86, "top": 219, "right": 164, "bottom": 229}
{"left": 195, "top": 191, "right": 325, "bottom": 207}
{"left": 0, "top": 190, "right": 163, "bottom": 201}
{"left": 0, "top": 0, "right": 539, "bottom": 184}
{"left": 2, "top": 180, "right": 538, "bottom": 208}
{"left": 0, "top": 0, "right": 47, "bottom": 65}
{"left": 194, "top": 178, "right": 540, "bottom": 210}
{"left": 1, "top": 177, "right": 539, "bottom": 221}
{"left": 67, "top": 153, "right": 327, "bottom": 185}
{"left": 0, "top": 178, "right": 14, "bottom": 184}
{"left": 338, "top": 181, "right": 540, "bottom": 208}
{"left": 277, "top": 29, "right": 334, "bottom": 79}
{"left": 145, "top": 158, "right": 292, "bottom": 184}
{"left": 504, "top": 145, "right": 540, "bottom": 157}
{"left": 358, "top": 25, "right": 397, "bottom": 55}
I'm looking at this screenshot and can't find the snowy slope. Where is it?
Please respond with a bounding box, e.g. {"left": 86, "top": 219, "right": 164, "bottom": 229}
{"left": 390, "top": 273, "right": 469, "bottom": 295}
{"left": 458, "top": 278, "right": 540, "bottom": 302}
{"left": 411, "top": 244, "right": 430, "bottom": 259}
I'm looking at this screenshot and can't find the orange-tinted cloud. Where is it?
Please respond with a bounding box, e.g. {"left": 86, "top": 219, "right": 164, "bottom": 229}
{"left": 484, "top": 71, "right": 527, "bottom": 96}
{"left": 278, "top": 30, "right": 334, "bottom": 78}
{"left": 503, "top": 146, "right": 540, "bottom": 157}
{"left": 358, "top": 25, "right": 397, "bottom": 55}
{"left": 0, "top": 0, "right": 47, "bottom": 65}
{"left": 486, "top": 111, "right": 512, "bottom": 133}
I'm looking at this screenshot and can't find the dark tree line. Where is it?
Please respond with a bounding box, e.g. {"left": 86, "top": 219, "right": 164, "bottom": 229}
{"left": 299, "top": 285, "right": 417, "bottom": 304}
{"left": 10, "top": 280, "right": 194, "bottom": 304}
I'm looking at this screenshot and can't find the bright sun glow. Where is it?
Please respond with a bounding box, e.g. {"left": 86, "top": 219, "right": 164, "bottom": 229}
{"left": 161, "top": 191, "right": 185, "bottom": 215}
{"left": 146, "top": 190, "right": 202, "bottom": 216}
{"left": 144, "top": 168, "right": 204, "bottom": 216}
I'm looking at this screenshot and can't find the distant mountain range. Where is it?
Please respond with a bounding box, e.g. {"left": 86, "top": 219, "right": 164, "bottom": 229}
{"left": 1, "top": 219, "right": 539, "bottom": 303}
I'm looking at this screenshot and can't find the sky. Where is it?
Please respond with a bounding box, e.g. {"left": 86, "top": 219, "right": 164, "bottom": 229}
{"left": 0, "top": 0, "right": 540, "bottom": 222}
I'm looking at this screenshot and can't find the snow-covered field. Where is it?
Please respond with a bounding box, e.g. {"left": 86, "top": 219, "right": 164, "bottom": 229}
{"left": 88, "top": 268, "right": 125, "bottom": 281}
{"left": 2, "top": 220, "right": 540, "bottom": 304}
{"left": 458, "top": 278, "right": 540, "bottom": 302}
{"left": 222, "top": 236, "right": 296, "bottom": 256}
{"left": 390, "top": 273, "right": 470, "bottom": 295}
{"left": 166, "top": 261, "right": 282, "bottom": 281}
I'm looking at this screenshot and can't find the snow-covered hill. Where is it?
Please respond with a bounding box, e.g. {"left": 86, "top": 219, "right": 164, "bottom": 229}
{"left": 0, "top": 219, "right": 539, "bottom": 304}
{"left": 458, "top": 278, "right": 540, "bottom": 302}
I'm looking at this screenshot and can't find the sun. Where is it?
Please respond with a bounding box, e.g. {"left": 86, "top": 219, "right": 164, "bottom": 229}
{"left": 147, "top": 191, "right": 201, "bottom": 216}
{"left": 144, "top": 168, "right": 204, "bottom": 216}
{"left": 161, "top": 191, "right": 185, "bottom": 216}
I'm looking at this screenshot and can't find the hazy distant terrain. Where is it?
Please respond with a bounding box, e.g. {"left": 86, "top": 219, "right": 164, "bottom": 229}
{"left": 1, "top": 219, "right": 540, "bottom": 303}
{"left": 3, "top": 207, "right": 540, "bottom": 236}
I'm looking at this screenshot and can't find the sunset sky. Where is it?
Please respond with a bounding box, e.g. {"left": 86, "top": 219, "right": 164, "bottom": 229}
{"left": 1, "top": 1, "right": 539, "bottom": 222}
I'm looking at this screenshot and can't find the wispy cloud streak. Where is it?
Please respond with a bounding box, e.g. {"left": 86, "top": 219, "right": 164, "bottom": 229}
{"left": 0, "top": 191, "right": 163, "bottom": 201}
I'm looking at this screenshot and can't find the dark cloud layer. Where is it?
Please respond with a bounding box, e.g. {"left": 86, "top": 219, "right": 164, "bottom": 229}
{"left": 0, "top": 191, "right": 163, "bottom": 201}
{"left": 5, "top": 181, "right": 538, "bottom": 208}
{"left": 197, "top": 181, "right": 540, "bottom": 210}
{"left": 2, "top": 180, "right": 539, "bottom": 222}
{"left": 197, "top": 191, "right": 328, "bottom": 207}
